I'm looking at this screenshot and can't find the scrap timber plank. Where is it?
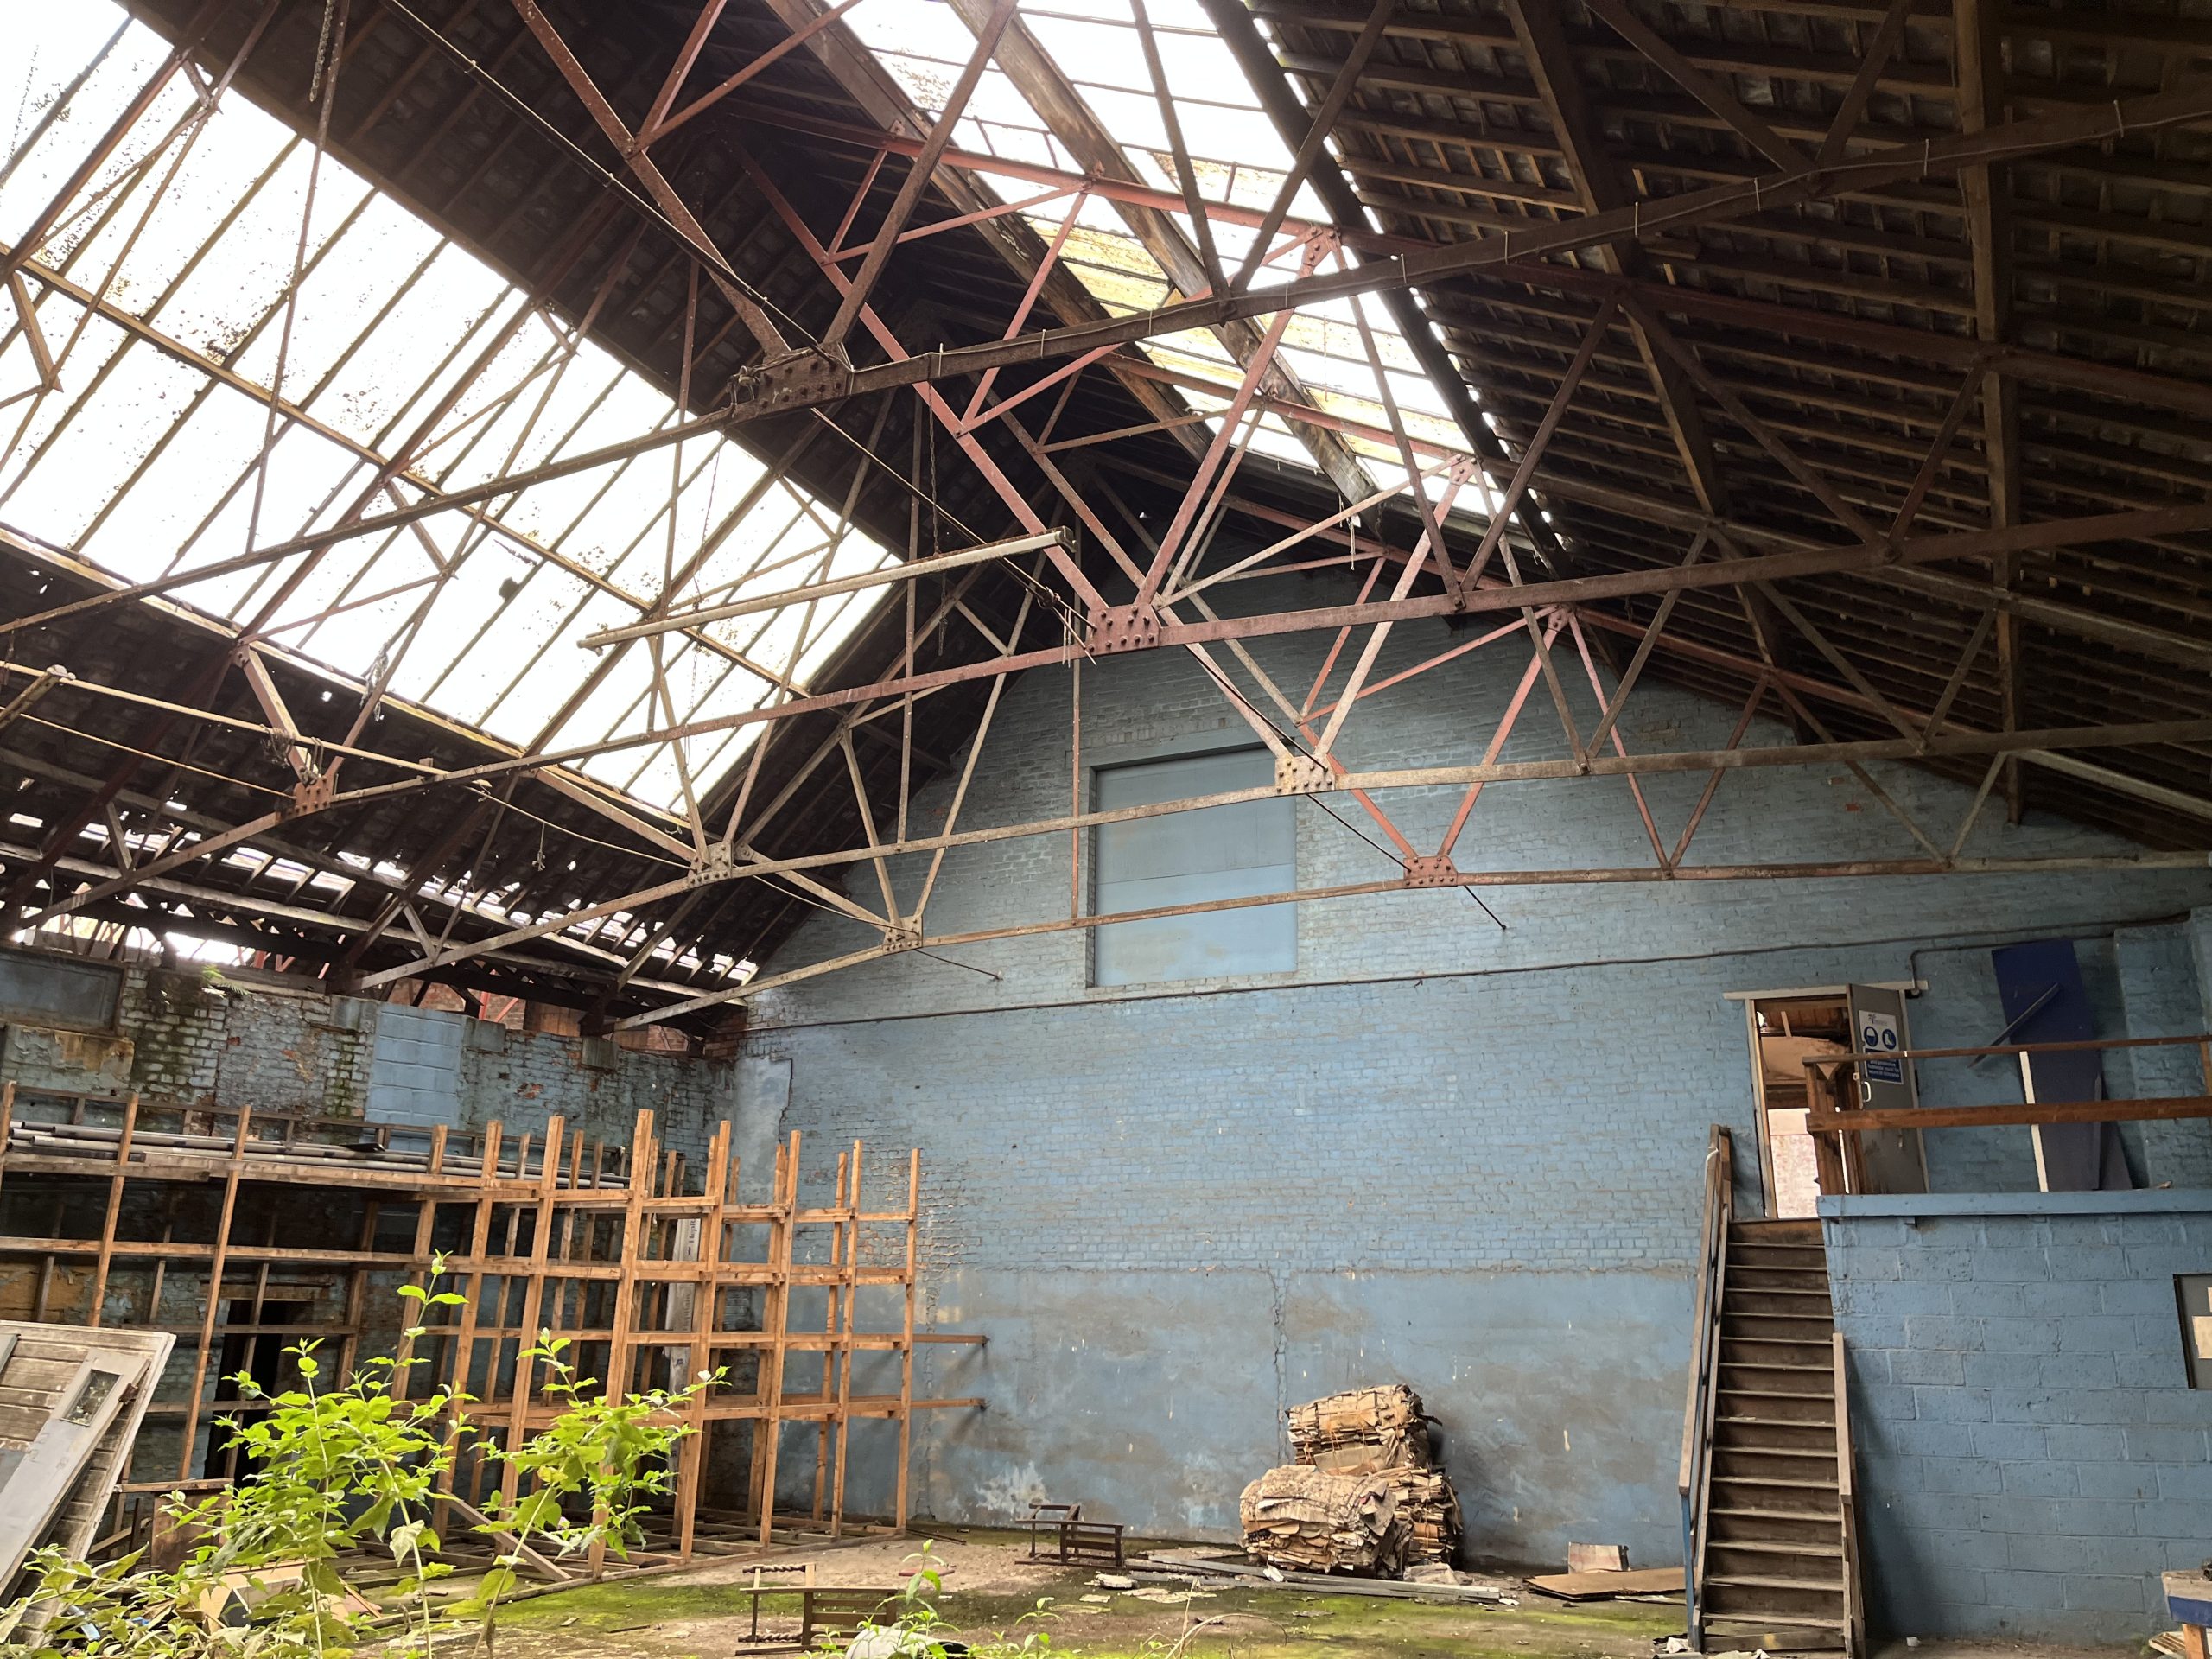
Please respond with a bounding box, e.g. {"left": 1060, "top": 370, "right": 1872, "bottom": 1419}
{"left": 1525, "top": 1566, "right": 1684, "bottom": 1601}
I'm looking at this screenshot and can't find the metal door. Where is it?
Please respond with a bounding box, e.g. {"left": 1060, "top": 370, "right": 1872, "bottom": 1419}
{"left": 1847, "top": 984, "right": 1928, "bottom": 1194}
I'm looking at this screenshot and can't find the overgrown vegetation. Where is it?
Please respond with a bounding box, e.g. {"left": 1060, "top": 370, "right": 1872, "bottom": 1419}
{"left": 0, "top": 1259, "right": 714, "bottom": 1658}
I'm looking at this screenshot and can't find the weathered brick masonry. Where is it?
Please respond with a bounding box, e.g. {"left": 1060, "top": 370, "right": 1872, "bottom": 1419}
{"left": 746, "top": 572, "right": 2212, "bottom": 1583}
{"left": 0, "top": 965, "right": 733, "bottom": 1162}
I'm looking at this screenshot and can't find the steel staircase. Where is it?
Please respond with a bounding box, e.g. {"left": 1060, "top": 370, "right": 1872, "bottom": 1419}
{"left": 1680, "top": 1130, "right": 1863, "bottom": 1653}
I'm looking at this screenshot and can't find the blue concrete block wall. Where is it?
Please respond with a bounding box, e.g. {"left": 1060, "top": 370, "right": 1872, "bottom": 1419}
{"left": 745, "top": 569, "right": 2212, "bottom": 1568}
{"left": 1825, "top": 1192, "right": 2212, "bottom": 1643}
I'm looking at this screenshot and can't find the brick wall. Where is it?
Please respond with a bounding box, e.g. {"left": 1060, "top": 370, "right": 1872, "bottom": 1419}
{"left": 0, "top": 963, "right": 734, "bottom": 1164}
{"left": 1826, "top": 1192, "right": 2212, "bottom": 1642}
{"left": 744, "top": 571, "right": 2212, "bottom": 1567}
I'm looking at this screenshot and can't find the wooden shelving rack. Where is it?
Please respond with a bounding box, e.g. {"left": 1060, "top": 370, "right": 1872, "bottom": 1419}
{"left": 0, "top": 1082, "right": 982, "bottom": 1566}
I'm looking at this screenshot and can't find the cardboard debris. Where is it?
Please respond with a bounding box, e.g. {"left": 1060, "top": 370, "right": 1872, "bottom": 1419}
{"left": 1238, "top": 1465, "right": 1408, "bottom": 1577}
{"left": 1567, "top": 1543, "right": 1628, "bottom": 1573}
{"left": 1284, "top": 1385, "right": 1460, "bottom": 1567}
{"left": 1525, "top": 1566, "right": 1683, "bottom": 1601}
{"left": 1287, "top": 1384, "right": 1433, "bottom": 1471}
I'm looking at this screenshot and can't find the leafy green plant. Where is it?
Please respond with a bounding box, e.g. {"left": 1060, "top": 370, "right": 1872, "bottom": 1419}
{"left": 464, "top": 1333, "right": 715, "bottom": 1646}
{"left": 819, "top": 1547, "right": 1058, "bottom": 1659}
{"left": 0, "top": 1262, "right": 715, "bottom": 1659}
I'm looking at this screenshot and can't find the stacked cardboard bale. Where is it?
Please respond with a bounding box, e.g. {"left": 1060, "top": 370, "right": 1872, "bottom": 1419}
{"left": 1237, "top": 1465, "right": 1407, "bottom": 1576}
{"left": 1285, "top": 1385, "right": 1461, "bottom": 1567}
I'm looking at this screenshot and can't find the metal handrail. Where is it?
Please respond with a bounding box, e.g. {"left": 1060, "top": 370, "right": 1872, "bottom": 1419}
{"left": 1677, "top": 1124, "right": 1732, "bottom": 1647}
{"left": 1834, "top": 1332, "right": 1863, "bottom": 1657}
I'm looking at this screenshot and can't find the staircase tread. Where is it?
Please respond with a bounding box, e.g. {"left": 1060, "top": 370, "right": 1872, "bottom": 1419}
{"left": 1721, "top": 1359, "right": 1834, "bottom": 1370}
{"left": 1724, "top": 1317, "right": 1836, "bottom": 1326}
{"left": 1709, "top": 1572, "right": 1846, "bottom": 1591}
{"left": 1711, "top": 1505, "right": 1845, "bottom": 1523}
{"left": 1716, "top": 1415, "right": 1839, "bottom": 1430}
{"left": 1707, "top": 1614, "right": 1849, "bottom": 1633}
{"left": 1713, "top": 1447, "right": 1837, "bottom": 1461}
{"left": 1726, "top": 1287, "right": 1834, "bottom": 1298}
{"left": 1709, "top": 1539, "right": 1844, "bottom": 1557}
{"left": 1712, "top": 1474, "right": 1841, "bottom": 1491}
{"left": 1723, "top": 1337, "right": 1834, "bottom": 1348}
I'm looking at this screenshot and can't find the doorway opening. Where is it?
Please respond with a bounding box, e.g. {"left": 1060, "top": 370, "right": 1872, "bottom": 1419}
{"left": 1745, "top": 994, "right": 1851, "bottom": 1218}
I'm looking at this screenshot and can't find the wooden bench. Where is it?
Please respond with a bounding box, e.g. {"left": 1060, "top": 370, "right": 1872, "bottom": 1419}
{"left": 1023, "top": 1503, "right": 1126, "bottom": 1568}
{"left": 1055, "top": 1519, "right": 1126, "bottom": 1567}
{"left": 729, "top": 1581, "right": 899, "bottom": 1651}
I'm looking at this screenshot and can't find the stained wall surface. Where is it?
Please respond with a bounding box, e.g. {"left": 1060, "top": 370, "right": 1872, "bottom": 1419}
{"left": 0, "top": 957, "right": 734, "bottom": 1162}
{"left": 1826, "top": 1191, "right": 2212, "bottom": 1643}
{"left": 745, "top": 573, "right": 2212, "bottom": 1570}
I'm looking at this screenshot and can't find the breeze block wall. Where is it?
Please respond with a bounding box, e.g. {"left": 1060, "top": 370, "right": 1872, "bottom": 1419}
{"left": 1826, "top": 1191, "right": 2212, "bottom": 1643}
{"left": 743, "top": 568, "right": 2212, "bottom": 1570}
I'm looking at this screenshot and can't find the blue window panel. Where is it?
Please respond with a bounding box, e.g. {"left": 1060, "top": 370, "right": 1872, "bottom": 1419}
{"left": 1093, "top": 747, "right": 1294, "bottom": 986}
{"left": 0, "top": 945, "right": 122, "bottom": 1031}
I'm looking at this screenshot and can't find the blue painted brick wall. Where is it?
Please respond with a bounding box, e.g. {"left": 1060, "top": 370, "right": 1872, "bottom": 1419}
{"left": 746, "top": 571, "right": 2212, "bottom": 1567}
{"left": 1826, "top": 1193, "right": 2212, "bottom": 1643}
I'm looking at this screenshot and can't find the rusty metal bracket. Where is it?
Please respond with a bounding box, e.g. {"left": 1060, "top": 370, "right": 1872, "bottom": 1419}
{"left": 1274, "top": 754, "right": 1332, "bottom": 795}
{"left": 881, "top": 922, "right": 921, "bottom": 953}
{"left": 684, "top": 845, "right": 737, "bottom": 890}
{"left": 1402, "top": 855, "right": 1464, "bottom": 887}
{"left": 286, "top": 772, "right": 335, "bottom": 817}
{"left": 1086, "top": 603, "right": 1161, "bottom": 656}
{"left": 728, "top": 347, "right": 855, "bottom": 416}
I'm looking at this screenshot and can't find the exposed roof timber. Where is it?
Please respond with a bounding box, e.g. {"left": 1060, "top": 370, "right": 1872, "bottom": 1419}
{"left": 7, "top": 0, "right": 2207, "bottom": 1017}
{"left": 1198, "top": 0, "right": 1570, "bottom": 574}
{"left": 747, "top": 0, "right": 1213, "bottom": 461}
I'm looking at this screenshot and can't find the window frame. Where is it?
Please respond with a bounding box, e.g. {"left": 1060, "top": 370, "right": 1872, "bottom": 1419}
{"left": 1085, "top": 738, "right": 1297, "bottom": 989}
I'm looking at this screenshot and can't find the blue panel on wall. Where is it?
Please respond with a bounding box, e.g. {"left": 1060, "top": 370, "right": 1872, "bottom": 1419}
{"left": 0, "top": 945, "right": 121, "bottom": 1031}
{"left": 1093, "top": 747, "right": 1294, "bottom": 986}
{"left": 1990, "top": 939, "right": 2127, "bottom": 1190}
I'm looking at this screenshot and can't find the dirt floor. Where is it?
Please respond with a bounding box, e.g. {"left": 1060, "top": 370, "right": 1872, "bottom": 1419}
{"left": 452, "top": 1531, "right": 2161, "bottom": 1659}
{"left": 481, "top": 1529, "right": 1681, "bottom": 1658}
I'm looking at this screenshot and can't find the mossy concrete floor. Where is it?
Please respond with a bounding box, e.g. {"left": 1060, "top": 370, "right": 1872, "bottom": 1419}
{"left": 480, "top": 1531, "right": 1678, "bottom": 1659}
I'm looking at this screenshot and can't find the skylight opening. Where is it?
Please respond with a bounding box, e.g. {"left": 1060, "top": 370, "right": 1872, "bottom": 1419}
{"left": 0, "top": 5, "right": 902, "bottom": 820}
{"left": 842, "top": 0, "right": 1482, "bottom": 526}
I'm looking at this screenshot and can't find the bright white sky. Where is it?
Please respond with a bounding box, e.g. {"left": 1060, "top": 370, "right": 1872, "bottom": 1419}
{"left": 0, "top": 3, "right": 898, "bottom": 822}
{"left": 843, "top": 0, "right": 1475, "bottom": 497}
{"left": 0, "top": 0, "right": 1488, "bottom": 976}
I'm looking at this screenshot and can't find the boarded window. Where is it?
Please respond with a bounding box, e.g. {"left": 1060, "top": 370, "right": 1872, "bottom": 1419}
{"left": 0, "top": 946, "right": 122, "bottom": 1031}
{"left": 1092, "top": 747, "right": 1295, "bottom": 987}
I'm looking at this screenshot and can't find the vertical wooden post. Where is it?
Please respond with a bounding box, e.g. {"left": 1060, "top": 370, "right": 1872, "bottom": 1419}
{"left": 812, "top": 1150, "right": 848, "bottom": 1522}
{"left": 893, "top": 1147, "right": 920, "bottom": 1534}
{"left": 87, "top": 1091, "right": 140, "bottom": 1327}
{"left": 0, "top": 1079, "right": 15, "bottom": 1203}
{"left": 336, "top": 1196, "right": 378, "bottom": 1405}
{"left": 391, "top": 1126, "right": 448, "bottom": 1407}
{"left": 177, "top": 1104, "right": 251, "bottom": 1480}
{"left": 434, "top": 1121, "right": 502, "bottom": 1532}
{"left": 589, "top": 1109, "right": 656, "bottom": 1578}
{"left": 829, "top": 1139, "right": 861, "bottom": 1537}
{"left": 499, "top": 1116, "right": 564, "bottom": 1520}
{"left": 674, "top": 1121, "right": 729, "bottom": 1562}
{"left": 753, "top": 1131, "right": 798, "bottom": 1547}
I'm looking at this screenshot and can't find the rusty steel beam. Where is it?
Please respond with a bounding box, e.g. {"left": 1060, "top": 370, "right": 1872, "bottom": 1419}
{"left": 508, "top": 0, "right": 791, "bottom": 359}
{"left": 819, "top": 0, "right": 1020, "bottom": 352}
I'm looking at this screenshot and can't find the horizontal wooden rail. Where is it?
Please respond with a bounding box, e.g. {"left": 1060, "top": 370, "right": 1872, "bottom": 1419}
{"left": 1804, "top": 1032, "right": 2212, "bottom": 1065}
{"left": 1810, "top": 1094, "right": 2212, "bottom": 1132}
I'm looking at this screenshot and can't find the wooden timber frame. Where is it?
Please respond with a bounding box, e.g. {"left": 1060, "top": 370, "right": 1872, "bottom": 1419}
{"left": 0, "top": 1079, "right": 983, "bottom": 1567}
{"left": 1803, "top": 1031, "right": 2212, "bottom": 1194}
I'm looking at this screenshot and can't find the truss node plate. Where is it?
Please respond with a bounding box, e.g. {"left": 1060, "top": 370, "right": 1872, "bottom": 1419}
{"left": 1086, "top": 604, "right": 1162, "bottom": 656}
